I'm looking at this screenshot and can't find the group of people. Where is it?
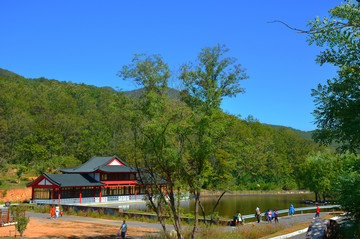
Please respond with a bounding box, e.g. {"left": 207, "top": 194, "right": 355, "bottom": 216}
{"left": 255, "top": 207, "right": 279, "bottom": 223}
{"left": 233, "top": 212, "right": 244, "bottom": 225}
{"left": 253, "top": 204, "right": 321, "bottom": 224}
{"left": 50, "top": 206, "right": 63, "bottom": 219}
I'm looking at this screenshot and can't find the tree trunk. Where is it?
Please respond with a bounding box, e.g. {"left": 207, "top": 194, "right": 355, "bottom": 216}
{"left": 315, "top": 192, "right": 318, "bottom": 202}
{"left": 199, "top": 201, "right": 206, "bottom": 225}
{"left": 168, "top": 189, "right": 182, "bottom": 239}
{"left": 209, "top": 191, "right": 226, "bottom": 223}
{"left": 191, "top": 190, "right": 200, "bottom": 239}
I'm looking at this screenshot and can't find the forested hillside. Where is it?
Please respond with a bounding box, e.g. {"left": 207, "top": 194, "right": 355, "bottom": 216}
{"left": 0, "top": 68, "right": 322, "bottom": 190}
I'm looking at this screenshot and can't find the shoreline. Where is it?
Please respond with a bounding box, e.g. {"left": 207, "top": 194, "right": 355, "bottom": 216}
{"left": 201, "top": 190, "right": 312, "bottom": 197}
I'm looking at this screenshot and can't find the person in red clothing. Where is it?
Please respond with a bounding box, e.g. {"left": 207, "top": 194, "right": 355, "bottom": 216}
{"left": 314, "top": 206, "right": 320, "bottom": 219}
{"left": 50, "top": 206, "right": 55, "bottom": 219}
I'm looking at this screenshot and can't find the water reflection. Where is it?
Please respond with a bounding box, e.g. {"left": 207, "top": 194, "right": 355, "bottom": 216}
{"left": 187, "top": 193, "right": 314, "bottom": 217}
{"left": 100, "top": 193, "right": 314, "bottom": 218}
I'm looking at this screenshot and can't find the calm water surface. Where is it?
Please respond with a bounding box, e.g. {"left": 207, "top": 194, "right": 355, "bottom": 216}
{"left": 186, "top": 193, "right": 314, "bottom": 217}
{"left": 102, "top": 193, "right": 314, "bottom": 218}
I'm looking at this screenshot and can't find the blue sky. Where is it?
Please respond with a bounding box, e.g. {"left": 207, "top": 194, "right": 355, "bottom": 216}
{"left": 1, "top": 0, "right": 340, "bottom": 131}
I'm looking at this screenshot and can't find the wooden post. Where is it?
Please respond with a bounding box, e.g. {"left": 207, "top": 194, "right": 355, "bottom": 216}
{"left": 58, "top": 188, "right": 61, "bottom": 205}
{"left": 80, "top": 188, "right": 82, "bottom": 204}
{"left": 135, "top": 186, "right": 137, "bottom": 200}
{"left": 99, "top": 187, "right": 101, "bottom": 203}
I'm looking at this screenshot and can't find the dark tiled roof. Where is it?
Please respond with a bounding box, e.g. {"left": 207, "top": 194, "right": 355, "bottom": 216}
{"left": 59, "top": 155, "right": 137, "bottom": 173}
{"left": 136, "top": 173, "right": 168, "bottom": 184}
{"left": 100, "top": 165, "right": 136, "bottom": 173}
{"left": 45, "top": 173, "right": 105, "bottom": 187}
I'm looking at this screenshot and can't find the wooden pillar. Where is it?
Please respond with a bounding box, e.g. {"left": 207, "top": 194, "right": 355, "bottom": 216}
{"left": 135, "top": 186, "right": 137, "bottom": 200}
{"left": 99, "top": 187, "right": 102, "bottom": 203}
{"left": 58, "top": 188, "right": 61, "bottom": 205}
{"left": 80, "top": 188, "right": 82, "bottom": 204}
{"left": 31, "top": 187, "right": 34, "bottom": 201}
{"left": 73, "top": 188, "right": 76, "bottom": 198}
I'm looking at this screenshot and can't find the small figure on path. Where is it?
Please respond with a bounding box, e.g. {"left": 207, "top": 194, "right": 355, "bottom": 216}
{"left": 237, "top": 211, "right": 243, "bottom": 225}
{"left": 255, "top": 207, "right": 261, "bottom": 223}
{"left": 50, "top": 206, "right": 55, "bottom": 219}
{"left": 55, "top": 206, "right": 60, "bottom": 218}
{"left": 266, "top": 209, "right": 272, "bottom": 223}
{"left": 119, "top": 220, "right": 127, "bottom": 239}
{"left": 289, "top": 204, "right": 295, "bottom": 216}
{"left": 314, "top": 205, "right": 320, "bottom": 219}
{"left": 274, "top": 209, "right": 279, "bottom": 223}
{"left": 60, "top": 209, "right": 63, "bottom": 217}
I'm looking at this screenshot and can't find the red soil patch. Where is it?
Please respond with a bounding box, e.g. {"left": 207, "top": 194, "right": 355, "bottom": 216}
{"left": 0, "top": 217, "right": 159, "bottom": 238}
{"left": 0, "top": 188, "right": 32, "bottom": 202}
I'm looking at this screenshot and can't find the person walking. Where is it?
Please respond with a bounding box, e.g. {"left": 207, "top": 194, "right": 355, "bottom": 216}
{"left": 289, "top": 204, "right": 295, "bottom": 216}
{"left": 314, "top": 206, "right": 320, "bottom": 219}
{"left": 119, "top": 220, "right": 127, "bottom": 239}
{"left": 237, "top": 212, "right": 243, "bottom": 225}
{"left": 274, "top": 209, "right": 279, "bottom": 223}
{"left": 55, "top": 206, "right": 60, "bottom": 219}
{"left": 255, "top": 207, "right": 261, "bottom": 223}
{"left": 50, "top": 206, "right": 55, "bottom": 219}
{"left": 267, "top": 209, "right": 272, "bottom": 223}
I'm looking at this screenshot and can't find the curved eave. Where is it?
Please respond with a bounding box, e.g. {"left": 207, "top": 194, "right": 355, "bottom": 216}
{"left": 26, "top": 173, "right": 61, "bottom": 187}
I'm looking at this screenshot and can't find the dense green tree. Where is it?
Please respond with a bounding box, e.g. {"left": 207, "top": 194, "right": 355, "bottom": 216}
{"left": 304, "top": 1, "right": 360, "bottom": 153}
{"left": 302, "top": 151, "right": 338, "bottom": 201}
{"left": 179, "top": 44, "right": 248, "bottom": 237}
{"left": 332, "top": 152, "right": 360, "bottom": 219}
{"left": 118, "top": 54, "right": 185, "bottom": 238}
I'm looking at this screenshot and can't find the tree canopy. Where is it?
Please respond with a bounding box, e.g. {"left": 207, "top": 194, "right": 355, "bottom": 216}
{"left": 304, "top": 1, "right": 360, "bottom": 153}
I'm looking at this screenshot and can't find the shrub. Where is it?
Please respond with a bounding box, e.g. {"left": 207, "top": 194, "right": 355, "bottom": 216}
{"left": 10, "top": 205, "right": 30, "bottom": 237}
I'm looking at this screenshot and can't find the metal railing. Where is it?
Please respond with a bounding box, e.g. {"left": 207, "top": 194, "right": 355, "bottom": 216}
{"left": 32, "top": 194, "right": 148, "bottom": 205}
{"left": 242, "top": 205, "right": 340, "bottom": 219}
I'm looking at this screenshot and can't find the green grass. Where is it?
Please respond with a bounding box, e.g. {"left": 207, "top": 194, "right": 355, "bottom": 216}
{"left": 145, "top": 223, "right": 285, "bottom": 239}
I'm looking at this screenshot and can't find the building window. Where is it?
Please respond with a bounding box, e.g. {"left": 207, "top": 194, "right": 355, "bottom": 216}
{"left": 33, "top": 188, "right": 52, "bottom": 199}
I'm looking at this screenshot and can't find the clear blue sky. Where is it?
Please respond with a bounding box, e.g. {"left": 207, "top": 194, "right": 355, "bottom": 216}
{"left": 1, "top": 0, "right": 340, "bottom": 131}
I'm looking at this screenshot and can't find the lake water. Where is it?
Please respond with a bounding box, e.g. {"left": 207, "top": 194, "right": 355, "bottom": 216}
{"left": 186, "top": 193, "right": 314, "bottom": 217}
{"left": 101, "top": 193, "right": 314, "bottom": 218}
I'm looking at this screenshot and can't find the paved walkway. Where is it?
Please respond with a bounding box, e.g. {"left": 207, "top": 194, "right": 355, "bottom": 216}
{"left": 27, "top": 211, "right": 330, "bottom": 237}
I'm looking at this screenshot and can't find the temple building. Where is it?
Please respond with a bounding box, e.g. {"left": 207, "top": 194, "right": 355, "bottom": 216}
{"left": 27, "top": 155, "right": 164, "bottom": 205}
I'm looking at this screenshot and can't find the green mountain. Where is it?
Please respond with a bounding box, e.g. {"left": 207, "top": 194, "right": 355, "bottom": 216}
{"left": 0, "top": 68, "right": 22, "bottom": 78}
{"left": 264, "top": 124, "right": 314, "bottom": 141}
{"left": 0, "top": 68, "right": 324, "bottom": 190}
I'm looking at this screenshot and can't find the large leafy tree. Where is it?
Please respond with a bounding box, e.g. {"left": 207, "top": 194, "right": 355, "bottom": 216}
{"left": 179, "top": 44, "right": 248, "bottom": 237}
{"left": 302, "top": 151, "right": 339, "bottom": 201}
{"left": 297, "top": 1, "right": 360, "bottom": 225}
{"left": 332, "top": 152, "right": 360, "bottom": 219}
{"left": 305, "top": 1, "right": 360, "bottom": 153}
{"left": 118, "top": 54, "right": 186, "bottom": 238}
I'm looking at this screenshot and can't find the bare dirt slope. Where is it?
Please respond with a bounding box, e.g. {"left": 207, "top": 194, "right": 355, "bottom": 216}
{"left": 0, "top": 188, "right": 31, "bottom": 202}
